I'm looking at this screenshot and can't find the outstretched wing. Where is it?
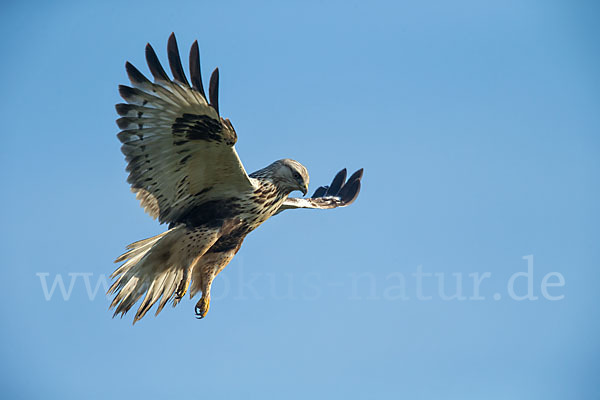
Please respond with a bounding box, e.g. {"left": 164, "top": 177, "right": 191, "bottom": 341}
{"left": 116, "top": 33, "right": 255, "bottom": 225}
{"left": 276, "top": 168, "right": 363, "bottom": 214}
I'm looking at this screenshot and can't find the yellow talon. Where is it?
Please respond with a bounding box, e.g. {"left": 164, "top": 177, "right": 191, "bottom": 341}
{"left": 195, "top": 295, "right": 210, "bottom": 319}
{"left": 174, "top": 272, "right": 191, "bottom": 303}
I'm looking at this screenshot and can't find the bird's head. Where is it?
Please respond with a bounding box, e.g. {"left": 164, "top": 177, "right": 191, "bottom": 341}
{"left": 271, "top": 159, "right": 310, "bottom": 195}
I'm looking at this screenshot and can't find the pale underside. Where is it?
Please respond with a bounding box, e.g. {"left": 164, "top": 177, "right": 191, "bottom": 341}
{"left": 110, "top": 33, "right": 363, "bottom": 323}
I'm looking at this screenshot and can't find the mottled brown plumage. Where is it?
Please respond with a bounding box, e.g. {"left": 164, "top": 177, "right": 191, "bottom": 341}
{"left": 110, "top": 34, "right": 363, "bottom": 323}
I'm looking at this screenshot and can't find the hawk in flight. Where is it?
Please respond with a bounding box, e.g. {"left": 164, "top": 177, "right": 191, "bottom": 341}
{"left": 109, "top": 34, "right": 363, "bottom": 323}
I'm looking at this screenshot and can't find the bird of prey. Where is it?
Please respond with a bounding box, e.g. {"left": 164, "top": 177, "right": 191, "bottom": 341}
{"left": 109, "top": 33, "right": 363, "bottom": 323}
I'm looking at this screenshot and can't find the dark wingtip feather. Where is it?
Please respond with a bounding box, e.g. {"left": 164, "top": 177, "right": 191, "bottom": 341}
{"left": 125, "top": 62, "right": 150, "bottom": 86}
{"left": 339, "top": 179, "right": 361, "bottom": 204}
{"left": 116, "top": 117, "right": 132, "bottom": 130}
{"left": 145, "top": 43, "right": 170, "bottom": 82}
{"left": 338, "top": 169, "right": 363, "bottom": 202}
{"left": 326, "top": 168, "right": 347, "bottom": 196}
{"left": 347, "top": 168, "right": 364, "bottom": 183}
{"left": 118, "top": 85, "right": 137, "bottom": 101}
{"left": 209, "top": 67, "right": 220, "bottom": 115}
{"left": 115, "top": 103, "right": 131, "bottom": 116}
{"left": 167, "top": 33, "right": 189, "bottom": 86}
{"left": 312, "top": 186, "right": 328, "bottom": 198}
{"left": 189, "top": 40, "right": 206, "bottom": 97}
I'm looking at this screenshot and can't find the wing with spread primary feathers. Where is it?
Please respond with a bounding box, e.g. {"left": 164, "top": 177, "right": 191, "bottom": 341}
{"left": 116, "top": 33, "right": 255, "bottom": 225}
{"left": 276, "top": 168, "right": 363, "bottom": 213}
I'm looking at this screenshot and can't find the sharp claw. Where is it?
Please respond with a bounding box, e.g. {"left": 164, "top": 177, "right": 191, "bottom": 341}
{"left": 194, "top": 296, "right": 210, "bottom": 319}
{"left": 175, "top": 269, "right": 191, "bottom": 299}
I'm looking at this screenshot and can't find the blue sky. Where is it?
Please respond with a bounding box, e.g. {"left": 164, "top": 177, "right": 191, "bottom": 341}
{"left": 1, "top": 1, "right": 599, "bottom": 398}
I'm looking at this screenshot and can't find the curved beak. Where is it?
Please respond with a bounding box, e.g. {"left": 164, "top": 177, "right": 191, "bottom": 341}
{"left": 301, "top": 183, "right": 308, "bottom": 196}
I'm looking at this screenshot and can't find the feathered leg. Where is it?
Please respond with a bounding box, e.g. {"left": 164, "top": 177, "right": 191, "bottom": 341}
{"left": 189, "top": 248, "right": 239, "bottom": 319}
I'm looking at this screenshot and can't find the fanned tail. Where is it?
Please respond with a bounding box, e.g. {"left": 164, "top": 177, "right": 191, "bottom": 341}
{"left": 108, "top": 225, "right": 220, "bottom": 324}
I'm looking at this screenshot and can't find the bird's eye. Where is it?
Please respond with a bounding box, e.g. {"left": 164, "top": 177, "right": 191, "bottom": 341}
{"left": 294, "top": 172, "right": 301, "bottom": 180}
